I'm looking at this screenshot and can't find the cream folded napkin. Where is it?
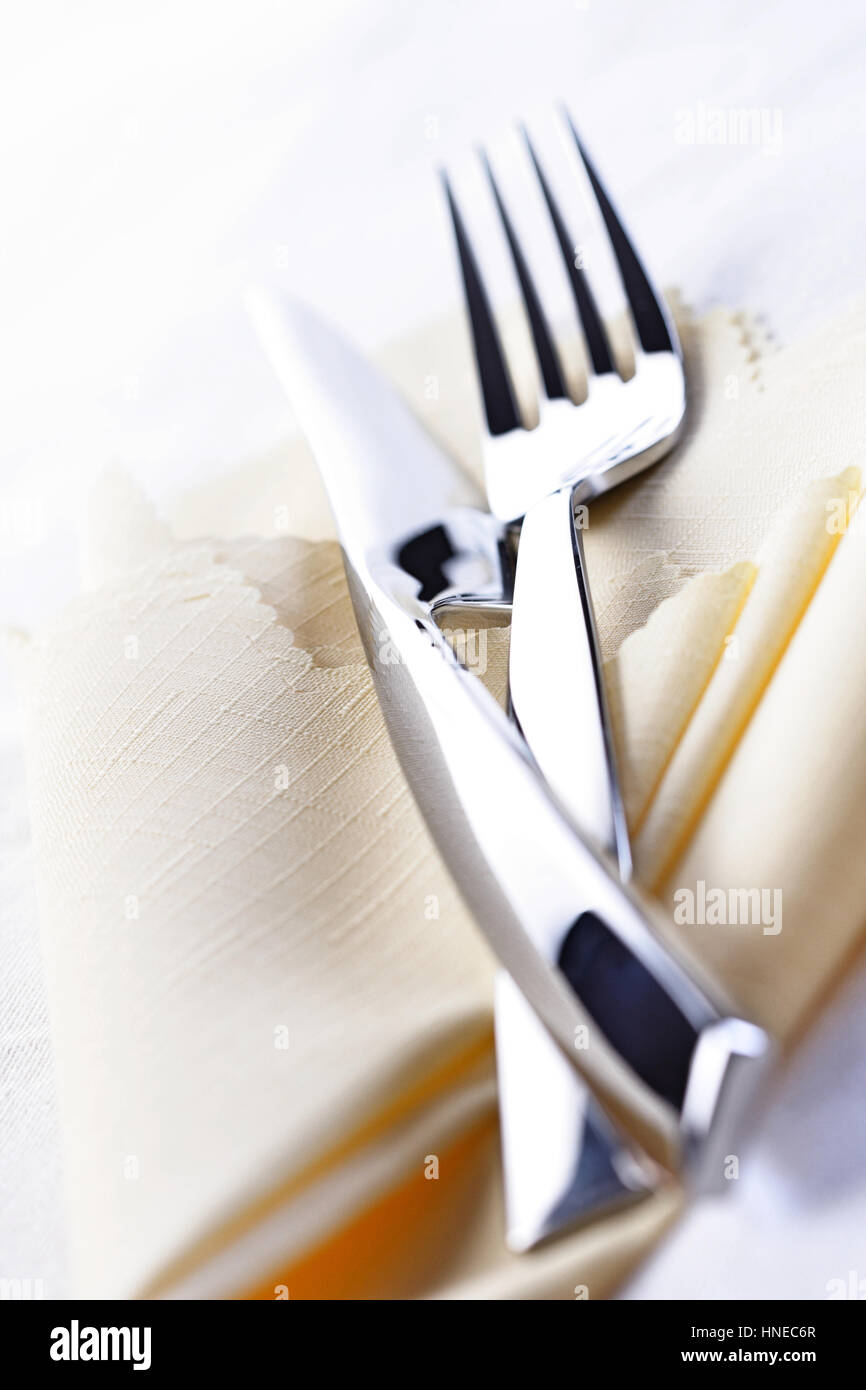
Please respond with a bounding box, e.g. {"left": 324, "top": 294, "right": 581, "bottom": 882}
{"left": 13, "top": 294, "right": 866, "bottom": 1298}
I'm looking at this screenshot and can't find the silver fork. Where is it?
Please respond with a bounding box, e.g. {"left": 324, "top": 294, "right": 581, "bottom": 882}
{"left": 443, "top": 105, "right": 685, "bottom": 865}
{"left": 443, "top": 108, "right": 686, "bottom": 1247}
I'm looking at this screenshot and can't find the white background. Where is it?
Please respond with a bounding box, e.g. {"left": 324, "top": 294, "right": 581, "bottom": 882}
{"left": 2, "top": 0, "right": 866, "bottom": 1299}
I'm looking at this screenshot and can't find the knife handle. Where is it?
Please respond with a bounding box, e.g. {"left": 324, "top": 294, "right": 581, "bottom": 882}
{"left": 356, "top": 565, "right": 772, "bottom": 1184}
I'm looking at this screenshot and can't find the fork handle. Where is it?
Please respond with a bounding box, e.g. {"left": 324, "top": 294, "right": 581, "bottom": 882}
{"left": 509, "top": 485, "right": 631, "bottom": 875}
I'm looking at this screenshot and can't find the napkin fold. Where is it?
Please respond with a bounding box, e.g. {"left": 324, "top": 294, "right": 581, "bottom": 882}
{"left": 13, "top": 294, "right": 866, "bottom": 1298}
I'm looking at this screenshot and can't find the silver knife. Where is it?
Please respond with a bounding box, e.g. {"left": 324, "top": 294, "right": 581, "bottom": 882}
{"left": 248, "top": 288, "right": 774, "bottom": 1221}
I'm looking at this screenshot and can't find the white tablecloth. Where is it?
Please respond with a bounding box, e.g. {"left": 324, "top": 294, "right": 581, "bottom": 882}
{"left": 2, "top": 0, "right": 866, "bottom": 1299}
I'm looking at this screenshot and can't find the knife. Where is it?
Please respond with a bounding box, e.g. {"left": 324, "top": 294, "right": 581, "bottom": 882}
{"left": 248, "top": 288, "right": 773, "bottom": 1216}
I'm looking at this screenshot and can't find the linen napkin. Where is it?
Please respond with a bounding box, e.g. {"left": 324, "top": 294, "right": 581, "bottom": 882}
{"left": 12, "top": 293, "right": 866, "bottom": 1298}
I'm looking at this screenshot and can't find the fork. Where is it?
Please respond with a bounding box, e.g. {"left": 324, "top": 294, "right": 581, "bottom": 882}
{"left": 442, "top": 106, "right": 685, "bottom": 866}
{"left": 443, "top": 107, "right": 687, "bottom": 1247}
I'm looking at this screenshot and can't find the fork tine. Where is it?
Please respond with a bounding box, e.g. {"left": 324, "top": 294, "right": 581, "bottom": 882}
{"left": 522, "top": 126, "right": 617, "bottom": 379}
{"left": 442, "top": 164, "right": 541, "bottom": 435}
{"left": 482, "top": 152, "right": 568, "bottom": 403}
{"left": 441, "top": 173, "right": 521, "bottom": 436}
{"left": 564, "top": 111, "right": 675, "bottom": 356}
{"left": 483, "top": 128, "right": 591, "bottom": 406}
